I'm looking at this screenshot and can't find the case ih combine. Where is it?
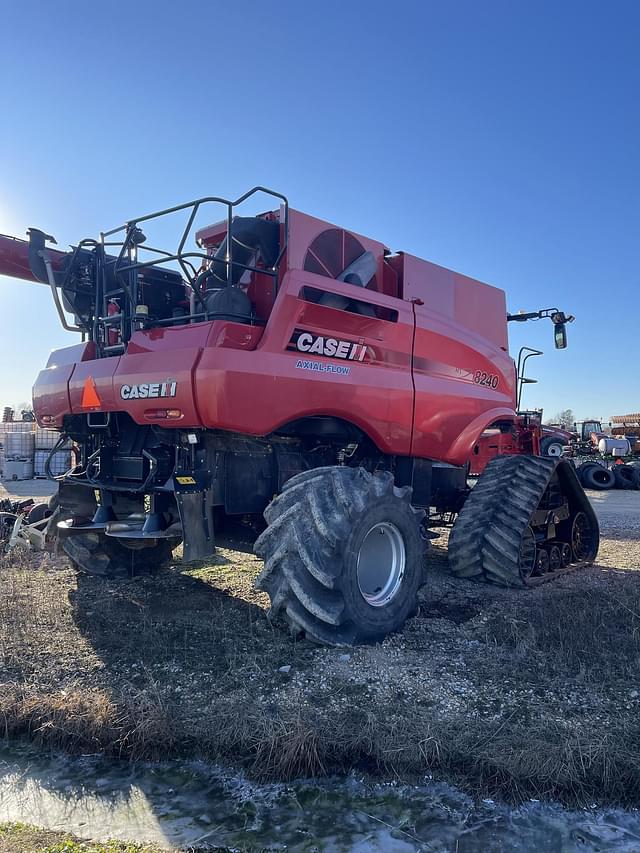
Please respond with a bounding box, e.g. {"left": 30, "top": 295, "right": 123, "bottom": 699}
{"left": 0, "top": 187, "right": 598, "bottom": 644}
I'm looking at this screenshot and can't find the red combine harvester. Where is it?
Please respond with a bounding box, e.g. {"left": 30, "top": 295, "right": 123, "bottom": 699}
{"left": 0, "top": 188, "right": 598, "bottom": 644}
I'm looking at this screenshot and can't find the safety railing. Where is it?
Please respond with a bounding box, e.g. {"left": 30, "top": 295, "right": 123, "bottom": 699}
{"left": 93, "top": 186, "right": 288, "bottom": 356}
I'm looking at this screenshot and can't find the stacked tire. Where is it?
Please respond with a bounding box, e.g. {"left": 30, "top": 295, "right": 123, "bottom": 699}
{"left": 628, "top": 461, "right": 640, "bottom": 489}
{"left": 576, "top": 461, "right": 640, "bottom": 490}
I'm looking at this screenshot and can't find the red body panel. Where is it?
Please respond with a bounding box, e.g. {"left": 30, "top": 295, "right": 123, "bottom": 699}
{"left": 469, "top": 417, "right": 540, "bottom": 475}
{"left": 542, "top": 424, "right": 576, "bottom": 442}
{"left": 32, "top": 342, "right": 96, "bottom": 423}
{"left": 408, "top": 256, "right": 516, "bottom": 464}
{"left": 396, "top": 253, "right": 509, "bottom": 351}
{"left": 195, "top": 270, "right": 415, "bottom": 454}
{"left": 22, "top": 206, "right": 522, "bottom": 467}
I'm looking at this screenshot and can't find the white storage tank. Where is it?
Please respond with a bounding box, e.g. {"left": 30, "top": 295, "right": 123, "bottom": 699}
{"left": 4, "top": 430, "right": 35, "bottom": 460}
{"left": 34, "top": 449, "right": 72, "bottom": 478}
{"left": 33, "top": 450, "right": 48, "bottom": 478}
{"left": 3, "top": 459, "right": 34, "bottom": 481}
{"left": 2, "top": 420, "right": 35, "bottom": 433}
{"left": 35, "top": 427, "right": 62, "bottom": 450}
{"left": 598, "top": 437, "right": 631, "bottom": 456}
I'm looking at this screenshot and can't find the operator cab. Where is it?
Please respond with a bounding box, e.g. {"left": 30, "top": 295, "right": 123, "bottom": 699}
{"left": 575, "top": 420, "right": 604, "bottom": 441}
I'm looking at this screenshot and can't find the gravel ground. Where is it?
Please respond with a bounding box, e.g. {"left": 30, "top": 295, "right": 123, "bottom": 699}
{"left": 1, "top": 480, "right": 639, "bottom": 805}
{"left": 0, "top": 479, "right": 57, "bottom": 502}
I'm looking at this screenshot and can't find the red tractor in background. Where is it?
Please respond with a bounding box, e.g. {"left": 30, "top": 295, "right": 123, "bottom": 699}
{"left": 540, "top": 420, "right": 606, "bottom": 457}
{"left": 0, "top": 188, "right": 598, "bottom": 644}
{"left": 539, "top": 424, "right": 576, "bottom": 458}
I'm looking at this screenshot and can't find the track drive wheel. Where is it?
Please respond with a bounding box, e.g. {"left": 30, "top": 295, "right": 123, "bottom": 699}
{"left": 536, "top": 548, "right": 550, "bottom": 574}
{"left": 254, "top": 466, "right": 426, "bottom": 645}
{"left": 570, "top": 511, "right": 598, "bottom": 562}
{"left": 548, "top": 545, "right": 562, "bottom": 572}
{"left": 62, "top": 533, "right": 176, "bottom": 578}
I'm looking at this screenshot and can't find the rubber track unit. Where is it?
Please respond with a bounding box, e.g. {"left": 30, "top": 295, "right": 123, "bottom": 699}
{"left": 254, "top": 466, "right": 425, "bottom": 645}
{"left": 449, "top": 455, "right": 599, "bottom": 587}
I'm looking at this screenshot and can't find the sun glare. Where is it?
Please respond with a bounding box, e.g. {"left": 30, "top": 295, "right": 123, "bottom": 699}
{"left": 0, "top": 200, "right": 24, "bottom": 238}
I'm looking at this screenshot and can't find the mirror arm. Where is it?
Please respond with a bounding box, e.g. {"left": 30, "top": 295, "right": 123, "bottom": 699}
{"left": 507, "top": 307, "right": 575, "bottom": 324}
{"left": 507, "top": 306, "right": 574, "bottom": 349}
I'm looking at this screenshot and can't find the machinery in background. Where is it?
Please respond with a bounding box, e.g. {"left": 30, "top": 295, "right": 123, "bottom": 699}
{"left": 0, "top": 497, "right": 54, "bottom": 553}
{"left": 611, "top": 414, "right": 640, "bottom": 452}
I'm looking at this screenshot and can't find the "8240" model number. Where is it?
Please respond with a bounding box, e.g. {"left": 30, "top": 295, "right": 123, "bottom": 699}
{"left": 473, "top": 371, "right": 499, "bottom": 389}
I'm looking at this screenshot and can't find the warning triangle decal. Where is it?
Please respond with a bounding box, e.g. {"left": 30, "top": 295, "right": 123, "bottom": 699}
{"left": 81, "top": 376, "right": 101, "bottom": 408}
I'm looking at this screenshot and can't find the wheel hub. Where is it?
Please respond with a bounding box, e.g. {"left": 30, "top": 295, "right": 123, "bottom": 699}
{"left": 571, "top": 511, "right": 595, "bottom": 561}
{"left": 356, "top": 522, "right": 406, "bottom": 607}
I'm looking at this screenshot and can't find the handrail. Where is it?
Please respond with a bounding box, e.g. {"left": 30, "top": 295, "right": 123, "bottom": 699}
{"left": 516, "top": 347, "right": 543, "bottom": 410}
{"left": 92, "top": 186, "right": 288, "bottom": 356}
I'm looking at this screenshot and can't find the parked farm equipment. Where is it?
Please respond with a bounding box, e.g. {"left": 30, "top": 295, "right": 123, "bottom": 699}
{"left": 0, "top": 498, "right": 54, "bottom": 552}
{"left": 611, "top": 414, "right": 640, "bottom": 454}
{"left": 539, "top": 412, "right": 640, "bottom": 490}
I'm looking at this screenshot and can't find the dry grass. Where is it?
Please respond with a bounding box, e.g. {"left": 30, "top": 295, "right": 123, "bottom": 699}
{"left": 483, "top": 585, "right": 640, "bottom": 681}
{"left": 1, "top": 535, "right": 640, "bottom": 806}
{"left": 0, "top": 687, "right": 177, "bottom": 761}
{"left": 0, "top": 821, "right": 200, "bottom": 852}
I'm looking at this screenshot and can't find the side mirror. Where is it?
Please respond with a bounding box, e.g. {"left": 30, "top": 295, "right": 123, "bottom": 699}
{"left": 554, "top": 322, "right": 567, "bottom": 349}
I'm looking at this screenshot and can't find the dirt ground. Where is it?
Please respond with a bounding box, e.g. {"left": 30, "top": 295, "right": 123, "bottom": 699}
{"left": 1, "top": 481, "right": 639, "bottom": 806}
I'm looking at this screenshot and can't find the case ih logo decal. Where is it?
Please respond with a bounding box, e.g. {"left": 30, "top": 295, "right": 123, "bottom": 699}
{"left": 120, "top": 381, "right": 177, "bottom": 400}
{"left": 291, "top": 331, "right": 367, "bottom": 361}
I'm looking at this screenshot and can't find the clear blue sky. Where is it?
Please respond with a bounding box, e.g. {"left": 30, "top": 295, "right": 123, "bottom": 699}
{"left": 0, "top": 1, "right": 638, "bottom": 422}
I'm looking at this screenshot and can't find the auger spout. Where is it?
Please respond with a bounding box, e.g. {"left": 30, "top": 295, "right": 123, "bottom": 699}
{"left": 0, "top": 232, "right": 66, "bottom": 284}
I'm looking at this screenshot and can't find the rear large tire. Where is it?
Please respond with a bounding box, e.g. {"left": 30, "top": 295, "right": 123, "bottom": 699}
{"left": 540, "top": 436, "right": 565, "bottom": 458}
{"left": 254, "top": 467, "right": 426, "bottom": 645}
{"left": 62, "top": 533, "right": 176, "bottom": 578}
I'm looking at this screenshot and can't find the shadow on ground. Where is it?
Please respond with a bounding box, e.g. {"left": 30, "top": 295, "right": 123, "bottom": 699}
{"left": 2, "top": 522, "right": 640, "bottom": 806}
